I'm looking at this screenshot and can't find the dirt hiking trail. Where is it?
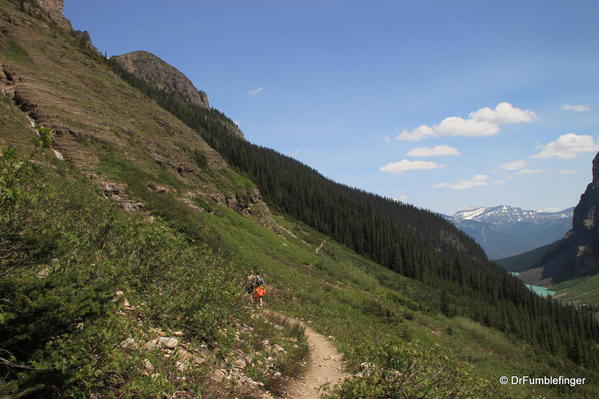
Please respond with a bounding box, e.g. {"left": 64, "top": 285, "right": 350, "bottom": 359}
{"left": 265, "top": 310, "right": 349, "bottom": 399}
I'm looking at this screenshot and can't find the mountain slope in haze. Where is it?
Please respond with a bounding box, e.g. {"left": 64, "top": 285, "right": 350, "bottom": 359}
{"left": 2, "top": 2, "right": 599, "bottom": 398}
{"left": 446, "top": 205, "right": 573, "bottom": 259}
{"left": 510, "top": 153, "right": 599, "bottom": 288}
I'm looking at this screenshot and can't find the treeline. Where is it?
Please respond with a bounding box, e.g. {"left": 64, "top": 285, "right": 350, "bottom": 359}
{"left": 108, "top": 59, "right": 599, "bottom": 367}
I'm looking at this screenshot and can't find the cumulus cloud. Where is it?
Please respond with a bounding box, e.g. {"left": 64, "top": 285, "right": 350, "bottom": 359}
{"left": 248, "top": 87, "right": 264, "bottom": 96}
{"left": 397, "top": 102, "right": 537, "bottom": 141}
{"left": 380, "top": 160, "right": 445, "bottom": 175}
{"left": 562, "top": 104, "right": 591, "bottom": 112}
{"left": 397, "top": 125, "right": 435, "bottom": 141}
{"left": 501, "top": 160, "right": 527, "bottom": 170}
{"left": 406, "top": 145, "right": 460, "bottom": 157}
{"left": 434, "top": 174, "right": 488, "bottom": 190}
{"left": 532, "top": 133, "right": 599, "bottom": 159}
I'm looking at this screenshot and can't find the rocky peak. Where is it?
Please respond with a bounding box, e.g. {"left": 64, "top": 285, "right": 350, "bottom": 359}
{"left": 112, "top": 51, "right": 210, "bottom": 109}
{"left": 573, "top": 152, "right": 599, "bottom": 233}
{"left": 593, "top": 152, "right": 599, "bottom": 184}
{"left": 568, "top": 152, "right": 599, "bottom": 276}
{"left": 34, "top": 0, "right": 71, "bottom": 30}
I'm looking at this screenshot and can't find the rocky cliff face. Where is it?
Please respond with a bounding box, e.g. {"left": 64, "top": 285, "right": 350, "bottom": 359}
{"left": 34, "top": 0, "right": 71, "bottom": 30}
{"left": 112, "top": 51, "right": 210, "bottom": 109}
{"left": 570, "top": 152, "right": 599, "bottom": 275}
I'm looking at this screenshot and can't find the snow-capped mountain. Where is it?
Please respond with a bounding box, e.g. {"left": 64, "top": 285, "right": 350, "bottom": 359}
{"left": 446, "top": 205, "right": 574, "bottom": 259}
{"left": 453, "top": 205, "right": 574, "bottom": 225}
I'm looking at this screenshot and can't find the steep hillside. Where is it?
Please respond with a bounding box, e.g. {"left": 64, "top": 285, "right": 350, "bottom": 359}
{"left": 0, "top": 0, "right": 265, "bottom": 226}
{"left": 447, "top": 205, "right": 573, "bottom": 259}
{"left": 2, "top": 1, "right": 599, "bottom": 398}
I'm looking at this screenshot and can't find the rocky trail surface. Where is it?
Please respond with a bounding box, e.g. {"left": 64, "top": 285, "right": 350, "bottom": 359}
{"left": 265, "top": 311, "right": 349, "bottom": 399}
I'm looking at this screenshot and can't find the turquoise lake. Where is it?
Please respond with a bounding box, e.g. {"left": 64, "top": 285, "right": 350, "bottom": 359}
{"left": 510, "top": 272, "right": 556, "bottom": 297}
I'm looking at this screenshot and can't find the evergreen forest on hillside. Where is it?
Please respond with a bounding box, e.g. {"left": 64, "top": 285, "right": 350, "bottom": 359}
{"left": 109, "top": 59, "right": 599, "bottom": 368}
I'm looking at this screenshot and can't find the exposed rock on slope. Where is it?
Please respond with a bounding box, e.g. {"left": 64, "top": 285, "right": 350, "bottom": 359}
{"left": 0, "top": 1, "right": 266, "bottom": 223}
{"left": 112, "top": 51, "right": 210, "bottom": 108}
{"left": 34, "top": 0, "right": 72, "bottom": 30}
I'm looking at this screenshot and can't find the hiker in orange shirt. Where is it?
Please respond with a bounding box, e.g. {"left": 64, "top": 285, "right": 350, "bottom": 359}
{"left": 252, "top": 272, "right": 266, "bottom": 308}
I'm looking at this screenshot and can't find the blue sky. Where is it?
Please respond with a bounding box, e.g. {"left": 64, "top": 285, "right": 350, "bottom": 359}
{"left": 65, "top": 0, "right": 599, "bottom": 214}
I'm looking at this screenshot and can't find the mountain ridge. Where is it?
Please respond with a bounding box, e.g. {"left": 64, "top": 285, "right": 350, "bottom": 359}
{"left": 446, "top": 205, "right": 573, "bottom": 259}
{"left": 451, "top": 205, "right": 573, "bottom": 224}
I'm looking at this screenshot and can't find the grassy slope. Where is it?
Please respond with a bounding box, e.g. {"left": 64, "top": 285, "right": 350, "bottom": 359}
{"left": 193, "top": 204, "right": 599, "bottom": 399}
{"left": 553, "top": 275, "right": 599, "bottom": 305}
{"left": 1, "top": 2, "right": 597, "bottom": 398}
{"left": 0, "top": 99, "right": 314, "bottom": 398}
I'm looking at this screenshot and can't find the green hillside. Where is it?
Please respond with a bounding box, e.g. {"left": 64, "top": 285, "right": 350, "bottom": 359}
{"left": 1, "top": 1, "right": 599, "bottom": 398}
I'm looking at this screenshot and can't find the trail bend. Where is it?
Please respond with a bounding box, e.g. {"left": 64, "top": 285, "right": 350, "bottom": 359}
{"left": 264, "top": 310, "right": 349, "bottom": 399}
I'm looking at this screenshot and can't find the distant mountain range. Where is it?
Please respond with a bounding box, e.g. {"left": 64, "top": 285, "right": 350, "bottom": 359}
{"left": 445, "top": 205, "right": 574, "bottom": 259}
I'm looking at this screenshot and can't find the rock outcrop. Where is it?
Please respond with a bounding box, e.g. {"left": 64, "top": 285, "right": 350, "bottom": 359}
{"left": 34, "top": 0, "right": 72, "bottom": 30}
{"left": 111, "top": 50, "right": 245, "bottom": 139}
{"left": 73, "top": 30, "right": 101, "bottom": 55}
{"left": 112, "top": 51, "right": 210, "bottom": 108}
{"left": 570, "top": 152, "right": 599, "bottom": 275}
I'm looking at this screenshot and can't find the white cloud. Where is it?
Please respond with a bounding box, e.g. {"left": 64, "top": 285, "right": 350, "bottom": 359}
{"left": 493, "top": 179, "right": 509, "bottom": 185}
{"left": 532, "top": 133, "right": 599, "bottom": 159}
{"left": 393, "top": 195, "right": 409, "bottom": 202}
{"left": 434, "top": 116, "right": 500, "bottom": 137}
{"left": 501, "top": 160, "right": 527, "bottom": 170}
{"left": 406, "top": 145, "right": 460, "bottom": 157}
{"left": 233, "top": 120, "right": 241, "bottom": 126}
{"left": 562, "top": 104, "right": 591, "bottom": 112}
{"left": 434, "top": 174, "right": 488, "bottom": 190}
{"left": 397, "top": 125, "right": 435, "bottom": 141}
{"left": 469, "top": 102, "right": 537, "bottom": 124}
{"left": 380, "top": 160, "right": 445, "bottom": 175}
{"left": 558, "top": 169, "right": 582, "bottom": 175}
{"left": 516, "top": 168, "right": 545, "bottom": 175}
{"left": 248, "top": 87, "right": 264, "bottom": 96}
{"left": 397, "top": 102, "right": 536, "bottom": 141}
